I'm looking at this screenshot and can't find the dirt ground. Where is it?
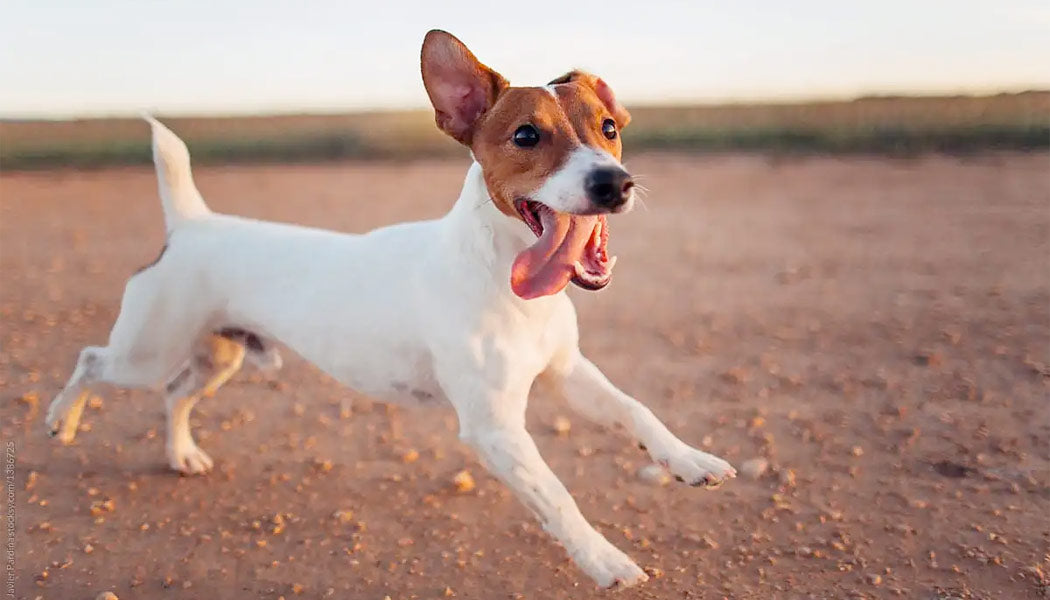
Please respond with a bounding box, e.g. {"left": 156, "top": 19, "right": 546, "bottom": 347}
{"left": 2, "top": 152, "right": 1048, "bottom": 600}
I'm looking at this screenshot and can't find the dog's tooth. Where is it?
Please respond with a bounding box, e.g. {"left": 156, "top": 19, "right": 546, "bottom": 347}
{"left": 573, "top": 260, "right": 586, "bottom": 278}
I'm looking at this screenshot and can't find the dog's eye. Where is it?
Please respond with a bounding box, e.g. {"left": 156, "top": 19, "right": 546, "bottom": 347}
{"left": 513, "top": 124, "right": 540, "bottom": 148}
{"left": 601, "top": 118, "right": 617, "bottom": 140}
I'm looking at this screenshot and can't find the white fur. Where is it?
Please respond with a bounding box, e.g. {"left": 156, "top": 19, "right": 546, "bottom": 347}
{"left": 45, "top": 118, "right": 734, "bottom": 589}
{"left": 530, "top": 145, "right": 633, "bottom": 214}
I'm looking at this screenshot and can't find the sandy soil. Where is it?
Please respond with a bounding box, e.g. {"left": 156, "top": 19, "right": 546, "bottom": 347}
{"left": 2, "top": 152, "right": 1048, "bottom": 600}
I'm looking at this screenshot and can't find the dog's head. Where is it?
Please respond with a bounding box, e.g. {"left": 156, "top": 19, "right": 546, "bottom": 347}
{"left": 421, "top": 30, "right": 634, "bottom": 300}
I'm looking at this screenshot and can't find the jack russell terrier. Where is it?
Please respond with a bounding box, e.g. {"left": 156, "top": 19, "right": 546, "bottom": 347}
{"left": 46, "top": 30, "right": 735, "bottom": 588}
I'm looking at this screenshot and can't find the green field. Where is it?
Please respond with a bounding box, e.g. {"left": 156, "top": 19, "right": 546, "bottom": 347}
{"left": 1, "top": 92, "right": 1047, "bottom": 169}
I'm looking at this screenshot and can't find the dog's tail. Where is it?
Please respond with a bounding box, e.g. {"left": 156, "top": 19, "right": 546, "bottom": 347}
{"left": 143, "top": 115, "right": 211, "bottom": 230}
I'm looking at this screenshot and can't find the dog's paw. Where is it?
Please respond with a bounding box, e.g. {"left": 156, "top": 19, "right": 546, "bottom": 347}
{"left": 168, "top": 443, "right": 214, "bottom": 475}
{"left": 661, "top": 445, "right": 736, "bottom": 489}
{"left": 572, "top": 536, "right": 648, "bottom": 589}
{"left": 45, "top": 393, "right": 86, "bottom": 445}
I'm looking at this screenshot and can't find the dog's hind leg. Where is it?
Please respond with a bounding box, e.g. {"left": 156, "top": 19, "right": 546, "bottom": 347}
{"left": 46, "top": 270, "right": 205, "bottom": 441}
{"left": 218, "top": 327, "right": 282, "bottom": 373}
{"left": 46, "top": 347, "right": 104, "bottom": 444}
{"left": 164, "top": 334, "right": 245, "bottom": 474}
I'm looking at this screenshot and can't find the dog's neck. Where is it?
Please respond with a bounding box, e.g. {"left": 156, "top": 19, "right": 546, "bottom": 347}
{"left": 442, "top": 161, "right": 540, "bottom": 294}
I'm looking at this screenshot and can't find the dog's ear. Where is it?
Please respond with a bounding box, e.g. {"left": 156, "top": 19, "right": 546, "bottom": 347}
{"left": 421, "top": 30, "right": 509, "bottom": 145}
{"left": 549, "top": 70, "right": 631, "bottom": 128}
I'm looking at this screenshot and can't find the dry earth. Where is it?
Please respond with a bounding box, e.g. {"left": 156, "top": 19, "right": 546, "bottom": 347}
{"left": 2, "top": 152, "right": 1048, "bottom": 599}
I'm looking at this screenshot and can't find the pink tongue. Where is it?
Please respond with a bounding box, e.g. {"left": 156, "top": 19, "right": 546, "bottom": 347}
{"left": 511, "top": 210, "right": 597, "bottom": 299}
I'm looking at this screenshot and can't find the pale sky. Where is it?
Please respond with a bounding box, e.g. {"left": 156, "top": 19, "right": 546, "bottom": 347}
{"left": 2, "top": 0, "right": 1048, "bottom": 118}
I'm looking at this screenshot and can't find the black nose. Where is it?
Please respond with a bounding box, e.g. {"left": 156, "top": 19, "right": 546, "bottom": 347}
{"left": 585, "top": 167, "right": 634, "bottom": 210}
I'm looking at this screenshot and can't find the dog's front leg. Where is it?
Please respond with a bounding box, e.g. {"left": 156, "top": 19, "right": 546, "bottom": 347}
{"left": 557, "top": 350, "right": 736, "bottom": 487}
{"left": 445, "top": 376, "right": 647, "bottom": 588}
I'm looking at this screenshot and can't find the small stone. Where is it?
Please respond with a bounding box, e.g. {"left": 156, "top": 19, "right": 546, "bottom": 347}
{"left": 552, "top": 416, "right": 571, "bottom": 436}
{"left": 721, "top": 367, "right": 749, "bottom": 384}
{"left": 740, "top": 458, "right": 769, "bottom": 479}
{"left": 866, "top": 574, "right": 882, "bottom": 586}
{"left": 637, "top": 464, "right": 671, "bottom": 486}
{"left": 452, "top": 470, "right": 475, "bottom": 493}
{"left": 95, "top": 593, "right": 118, "bottom": 600}
{"left": 333, "top": 510, "right": 354, "bottom": 524}
{"left": 83, "top": 543, "right": 94, "bottom": 554}
{"left": 401, "top": 449, "right": 419, "bottom": 463}
{"left": 914, "top": 351, "right": 942, "bottom": 367}
{"left": 851, "top": 446, "right": 864, "bottom": 457}
{"left": 89, "top": 499, "right": 115, "bottom": 517}
{"left": 443, "top": 586, "right": 455, "bottom": 596}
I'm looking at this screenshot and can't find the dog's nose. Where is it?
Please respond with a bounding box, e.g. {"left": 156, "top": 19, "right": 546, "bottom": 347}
{"left": 585, "top": 167, "right": 633, "bottom": 210}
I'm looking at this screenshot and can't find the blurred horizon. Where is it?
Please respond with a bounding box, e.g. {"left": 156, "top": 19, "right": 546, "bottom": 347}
{"left": 2, "top": 0, "right": 1049, "bottom": 119}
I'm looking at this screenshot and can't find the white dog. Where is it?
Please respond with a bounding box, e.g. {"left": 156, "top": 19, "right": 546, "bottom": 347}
{"left": 46, "top": 30, "right": 735, "bottom": 588}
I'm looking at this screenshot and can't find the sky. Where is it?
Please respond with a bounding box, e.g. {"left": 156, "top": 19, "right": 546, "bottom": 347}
{"left": 1, "top": 0, "right": 1048, "bottom": 118}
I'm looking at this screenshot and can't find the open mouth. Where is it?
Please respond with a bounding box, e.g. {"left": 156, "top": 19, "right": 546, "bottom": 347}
{"left": 510, "top": 199, "right": 617, "bottom": 299}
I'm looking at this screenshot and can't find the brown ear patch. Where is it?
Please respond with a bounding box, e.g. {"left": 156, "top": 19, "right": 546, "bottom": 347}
{"left": 547, "top": 70, "right": 630, "bottom": 128}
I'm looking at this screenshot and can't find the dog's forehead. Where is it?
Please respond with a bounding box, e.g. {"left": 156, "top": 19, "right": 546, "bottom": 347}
{"left": 486, "top": 83, "right": 606, "bottom": 135}
{"left": 549, "top": 81, "right": 605, "bottom": 116}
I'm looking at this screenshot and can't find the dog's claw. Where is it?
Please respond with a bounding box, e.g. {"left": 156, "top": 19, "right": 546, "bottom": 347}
{"left": 694, "top": 474, "right": 724, "bottom": 489}
{"left": 168, "top": 444, "right": 214, "bottom": 475}
{"left": 605, "top": 569, "right": 649, "bottom": 590}
{"left": 658, "top": 445, "right": 735, "bottom": 491}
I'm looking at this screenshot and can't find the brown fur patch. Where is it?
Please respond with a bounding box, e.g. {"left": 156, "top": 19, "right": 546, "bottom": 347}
{"left": 217, "top": 327, "right": 266, "bottom": 353}
{"left": 420, "top": 31, "right": 631, "bottom": 224}
{"left": 470, "top": 81, "right": 626, "bottom": 219}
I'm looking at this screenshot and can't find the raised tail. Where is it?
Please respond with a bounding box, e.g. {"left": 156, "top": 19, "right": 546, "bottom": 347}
{"left": 143, "top": 115, "right": 211, "bottom": 231}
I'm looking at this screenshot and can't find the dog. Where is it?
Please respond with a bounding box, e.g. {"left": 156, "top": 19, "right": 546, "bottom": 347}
{"left": 45, "top": 30, "right": 735, "bottom": 588}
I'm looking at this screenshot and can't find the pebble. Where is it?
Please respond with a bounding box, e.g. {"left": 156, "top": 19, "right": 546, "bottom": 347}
{"left": 643, "top": 566, "right": 665, "bottom": 579}
{"left": 637, "top": 464, "right": 671, "bottom": 486}
{"left": 95, "top": 593, "right": 118, "bottom": 600}
{"left": 740, "top": 457, "right": 769, "bottom": 479}
{"left": 452, "top": 470, "right": 475, "bottom": 493}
